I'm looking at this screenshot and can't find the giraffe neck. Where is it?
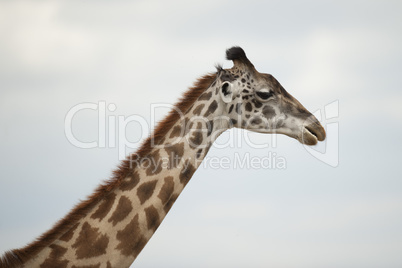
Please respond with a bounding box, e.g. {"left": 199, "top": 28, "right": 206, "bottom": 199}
{"left": 21, "top": 78, "right": 226, "bottom": 268}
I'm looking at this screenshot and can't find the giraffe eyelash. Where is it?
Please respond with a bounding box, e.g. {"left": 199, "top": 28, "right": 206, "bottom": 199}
{"left": 256, "top": 91, "right": 274, "bottom": 100}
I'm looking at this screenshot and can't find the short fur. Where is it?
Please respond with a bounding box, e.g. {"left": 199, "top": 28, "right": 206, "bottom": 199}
{"left": 0, "top": 72, "right": 218, "bottom": 268}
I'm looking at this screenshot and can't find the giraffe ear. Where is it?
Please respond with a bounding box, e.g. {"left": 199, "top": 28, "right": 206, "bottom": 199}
{"left": 220, "top": 81, "right": 234, "bottom": 103}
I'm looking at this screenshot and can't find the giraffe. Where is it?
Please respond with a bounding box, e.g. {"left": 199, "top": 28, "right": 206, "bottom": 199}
{"left": 0, "top": 47, "right": 325, "bottom": 268}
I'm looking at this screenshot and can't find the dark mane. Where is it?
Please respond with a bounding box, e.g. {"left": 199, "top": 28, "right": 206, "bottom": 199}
{"left": 0, "top": 72, "right": 217, "bottom": 268}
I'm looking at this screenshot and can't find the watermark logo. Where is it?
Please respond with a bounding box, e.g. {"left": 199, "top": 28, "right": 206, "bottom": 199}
{"left": 127, "top": 151, "right": 287, "bottom": 172}
{"left": 64, "top": 100, "right": 339, "bottom": 168}
{"left": 64, "top": 101, "right": 149, "bottom": 159}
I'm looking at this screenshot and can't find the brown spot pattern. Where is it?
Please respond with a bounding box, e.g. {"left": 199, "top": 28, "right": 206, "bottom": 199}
{"left": 59, "top": 223, "right": 79, "bottom": 242}
{"left": 189, "top": 122, "right": 203, "bottom": 149}
{"left": 158, "top": 176, "right": 174, "bottom": 205}
{"left": 137, "top": 180, "right": 157, "bottom": 205}
{"left": 179, "top": 159, "right": 196, "bottom": 185}
{"left": 199, "top": 91, "right": 212, "bottom": 101}
{"left": 204, "top": 100, "right": 218, "bottom": 117}
{"left": 164, "top": 194, "right": 179, "bottom": 213}
{"left": 145, "top": 150, "right": 162, "bottom": 176}
{"left": 186, "top": 120, "right": 194, "bottom": 134}
{"left": 165, "top": 142, "right": 184, "bottom": 169}
{"left": 40, "top": 244, "right": 68, "bottom": 268}
{"left": 144, "top": 205, "right": 160, "bottom": 232}
{"left": 193, "top": 104, "right": 205, "bottom": 115}
{"left": 229, "top": 104, "right": 234, "bottom": 113}
{"left": 119, "top": 171, "right": 140, "bottom": 191}
{"left": 263, "top": 105, "right": 276, "bottom": 119}
{"left": 169, "top": 125, "right": 183, "bottom": 139}
{"left": 108, "top": 196, "right": 133, "bottom": 226}
{"left": 245, "top": 102, "right": 252, "bottom": 112}
{"left": 253, "top": 99, "right": 263, "bottom": 108}
{"left": 90, "top": 192, "right": 117, "bottom": 221}
{"left": 196, "top": 148, "right": 203, "bottom": 158}
{"left": 116, "top": 214, "right": 147, "bottom": 257}
{"left": 72, "top": 222, "right": 109, "bottom": 259}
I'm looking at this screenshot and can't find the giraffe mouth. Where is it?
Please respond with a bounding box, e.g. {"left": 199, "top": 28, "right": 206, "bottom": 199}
{"left": 300, "top": 124, "right": 326, "bottom": 145}
{"left": 306, "top": 125, "right": 319, "bottom": 138}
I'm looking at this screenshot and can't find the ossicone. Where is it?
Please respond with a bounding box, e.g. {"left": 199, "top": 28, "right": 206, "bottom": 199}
{"left": 225, "top": 46, "right": 255, "bottom": 70}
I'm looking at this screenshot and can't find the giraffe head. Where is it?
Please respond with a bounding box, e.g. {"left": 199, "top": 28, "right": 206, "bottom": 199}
{"left": 216, "top": 47, "right": 326, "bottom": 145}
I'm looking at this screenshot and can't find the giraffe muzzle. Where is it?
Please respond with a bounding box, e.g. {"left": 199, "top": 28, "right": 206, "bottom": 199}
{"left": 300, "top": 117, "right": 326, "bottom": 145}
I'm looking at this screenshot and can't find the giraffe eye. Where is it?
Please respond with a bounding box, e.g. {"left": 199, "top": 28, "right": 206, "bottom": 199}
{"left": 256, "top": 91, "right": 274, "bottom": 101}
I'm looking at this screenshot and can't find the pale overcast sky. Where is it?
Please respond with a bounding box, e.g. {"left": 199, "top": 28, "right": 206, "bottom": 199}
{"left": 1, "top": 1, "right": 402, "bottom": 267}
